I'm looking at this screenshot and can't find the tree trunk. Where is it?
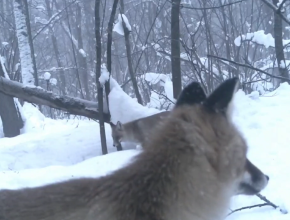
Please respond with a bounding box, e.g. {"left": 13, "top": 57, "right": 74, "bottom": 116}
{"left": 0, "top": 61, "right": 23, "bottom": 137}
{"left": 272, "top": 0, "right": 289, "bottom": 83}
{"left": 76, "top": 3, "right": 90, "bottom": 100}
{"left": 23, "top": 0, "right": 38, "bottom": 86}
{"left": 13, "top": 0, "right": 35, "bottom": 85}
{"left": 120, "top": 0, "right": 143, "bottom": 105}
{"left": 171, "top": 0, "right": 182, "bottom": 99}
{"left": 44, "top": 0, "right": 67, "bottom": 95}
{"left": 95, "top": 0, "right": 108, "bottom": 155}
{"left": 107, "top": 0, "right": 122, "bottom": 151}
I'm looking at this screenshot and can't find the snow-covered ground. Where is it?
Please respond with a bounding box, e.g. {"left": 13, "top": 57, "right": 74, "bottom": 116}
{"left": 1, "top": 82, "right": 290, "bottom": 220}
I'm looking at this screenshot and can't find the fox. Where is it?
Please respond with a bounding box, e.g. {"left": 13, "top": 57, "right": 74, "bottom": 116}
{"left": 109, "top": 111, "right": 171, "bottom": 148}
{"left": 0, "top": 78, "right": 268, "bottom": 220}
{"left": 110, "top": 82, "right": 269, "bottom": 196}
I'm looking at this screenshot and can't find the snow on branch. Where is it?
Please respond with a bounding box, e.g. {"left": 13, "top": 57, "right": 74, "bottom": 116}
{"left": 0, "top": 76, "right": 110, "bottom": 122}
{"left": 99, "top": 64, "right": 110, "bottom": 86}
{"left": 113, "top": 14, "right": 132, "bottom": 36}
{"left": 234, "top": 30, "right": 290, "bottom": 48}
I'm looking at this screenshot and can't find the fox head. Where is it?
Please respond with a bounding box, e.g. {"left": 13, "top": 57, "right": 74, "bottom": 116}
{"left": 175, "top": 78, "right": 268, "bottom": 195}
{"left": 109, "top": 121, "right": 124, "bottom": 147}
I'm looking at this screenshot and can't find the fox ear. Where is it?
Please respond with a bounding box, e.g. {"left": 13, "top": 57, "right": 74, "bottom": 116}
{"left": 116, "top": 121, "right": 123, "bottom": 130}
{"left": 204, "top": 77, "right": 239, "bottom": 115}
{"left": 109, "top": 122, "right": 115, "bottom": 128}
{"left": 175, "top": 82, "right": 206, "bottom": 108}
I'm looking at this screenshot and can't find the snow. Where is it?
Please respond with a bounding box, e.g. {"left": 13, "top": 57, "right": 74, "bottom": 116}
{"left": 43, "top": 72, "right": 51, "bottom": 80}
{"left": 1, "top": 80, "right": 290, "bottom": 219}
{"left": 145, "top": 72, "right": 170, "bottom": 85}
{"left": 99, "top": 64, "right": 110, "bottom": 86}
{"left": 49, "top": 78, "right": 57, "bottom": 85}
{"left": 109, "top": 84, "right": 162, "bottom": 124}
{"left": 113, "top": 14, "right": 132, "bottom": 36}
{"left": 234, "top": 30, "right": 290, "bottom": 48}
{"left": 79, "top": 49, "right": 87, "bottom": 58}
{"left": 144, "top": 72, "right": 175, "bottom": 109}
{"left": 36, "top": 5, "right": 45, "bottom": 11}
{"left": 0, "top": 56, "right": 10, "bottom": 78}
{"left": 34, "top": 17, "right": 48, "bottom": 25}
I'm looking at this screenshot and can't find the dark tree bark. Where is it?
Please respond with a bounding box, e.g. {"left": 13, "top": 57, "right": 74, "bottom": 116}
{"left": 0, "top": 62, "right": 23, "bottom": 137}
{"left": 272, "top": 0, "right": 289, "bottom": 83}
{"left": 120, "top": 0, "right": 143, "bottom": 105}
{"left": 95, "top": 0, "right": 108, "bottom": 155}
{"left": 107, "top": 0, "right": 122, "bottom": 151}
{"left": 171, "top": 0, "right": 182, "bottom": 99}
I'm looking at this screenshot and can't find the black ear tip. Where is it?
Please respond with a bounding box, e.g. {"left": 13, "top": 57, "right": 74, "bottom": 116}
{"left": 175, "top": 81, "right": 206, "bottom": 107}
{"left": 204, "top": 77, "right": 239, "bottom": 113}
{"left": 227, "top": 77, "right": 239, "bottom": 86}
{"left": 226, "top": 77, "right": 239, "bottom": 91}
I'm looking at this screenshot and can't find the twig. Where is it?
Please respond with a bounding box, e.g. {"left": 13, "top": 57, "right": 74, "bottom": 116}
{"left": 207, "top": 54, "right": 290, "bottom": 83}
{"left": 277, "top": 0, "right": 287, "bottom": 13}
{"left": 260, "top": 0, "right": 290, "bottom": 25}
{"left": 256, "top": 193, "right": 288, "bottom": 214}
{"left": 168, "top": 0, "right": 245, "bottom": 10}
{"left": 227, "top": 193, "right": 288, "bottom": 217}
{"left": 227, "top": 203, "right": 270, "bottom": 216}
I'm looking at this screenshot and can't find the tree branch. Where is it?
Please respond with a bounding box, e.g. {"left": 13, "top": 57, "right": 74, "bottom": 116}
{"left": 33, "top": 0, "right": 77, "bottom": 40}
{"left": 207, "top": 54, "right": 290, "bottom": 82}
{"left": 227, "top": 203, "right": 270, "bottom": 216}
{"left": 169, "top": 0, "right": 245, "bottom": 10}
{"left": 227, "top": 193, "right": 288, "bottom": 217}
{"left": 260, "top": 0, "right": 290, "bottom": 25}
{"left": 277, "top": 0, "right": 287, "bottom": 13}
{"left": 0, "top": 77, "right": 110, "bottom": 122}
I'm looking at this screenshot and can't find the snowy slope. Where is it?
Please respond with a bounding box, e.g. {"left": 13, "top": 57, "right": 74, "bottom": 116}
{"left": 1, "top": 83, "right": 290, "bottom": 219}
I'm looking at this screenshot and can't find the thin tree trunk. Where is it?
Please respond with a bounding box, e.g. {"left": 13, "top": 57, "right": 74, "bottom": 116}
{"left": 0, "top": 61, "right": 23, "bottom": 137}
{"left": 76, "top": 3, "right": 90, "bottom": 100}
{"left": 120, "top": 0, "right": 143, "bottom": 105}
{"left": 107, "top": 0, "right": 122, "bottom": 151}
{"left": 13, "top": 0, "right": 35, "bottom": 85}
{"left": 95, "top": 0, "right": 108, "bottom": 155}
{"left": 171, "top": 0, "right": 182, "bottom": 99}
{"left": 45, "top": 0, "right": 67, "bottom": 95}
{"left": 272, "top": 0, "right": 289, "bottom": 83}
{"left": 23, "top": 0, "right": 38, "bottom": 86}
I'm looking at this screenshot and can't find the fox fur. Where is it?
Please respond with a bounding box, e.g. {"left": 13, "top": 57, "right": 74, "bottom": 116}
{"left": 0, "top": 78, "right": 267, "bottom": 220}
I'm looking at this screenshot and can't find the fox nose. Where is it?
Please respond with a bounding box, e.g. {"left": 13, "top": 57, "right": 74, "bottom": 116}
{"left": 266, "top": 175, "right": 269, "bottom": 181}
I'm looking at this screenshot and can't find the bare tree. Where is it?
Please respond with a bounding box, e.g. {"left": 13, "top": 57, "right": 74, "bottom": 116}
{"left": 171, "top": 0, "right": 182, "bottom": 99}
{"left": 13, "top": 0, "right": 35, "bottom": 85}
{"left": 107, "top": 0, "right": 122, "bottom": 151}
{"left": 120, "top": 0, "right": 143, "bottom": 105}
{"left": 44, "top": 0, "right": 67, "bottom": 96}
{"left": 0, "top": 60, "right": 23, "bottom": 137}
{"left": 272, "top": 0, "right": 289, "bottom": 82}
{"left": 95, "top": 0, "right": 108, "bottom": 155}
{"left": 76, "top": 2, "right": 90, "bottom": 100}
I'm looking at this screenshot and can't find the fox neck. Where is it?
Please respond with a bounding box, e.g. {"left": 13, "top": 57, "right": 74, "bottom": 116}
{"left": 121, "top": 123, "right": 145, "bottom": 144}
